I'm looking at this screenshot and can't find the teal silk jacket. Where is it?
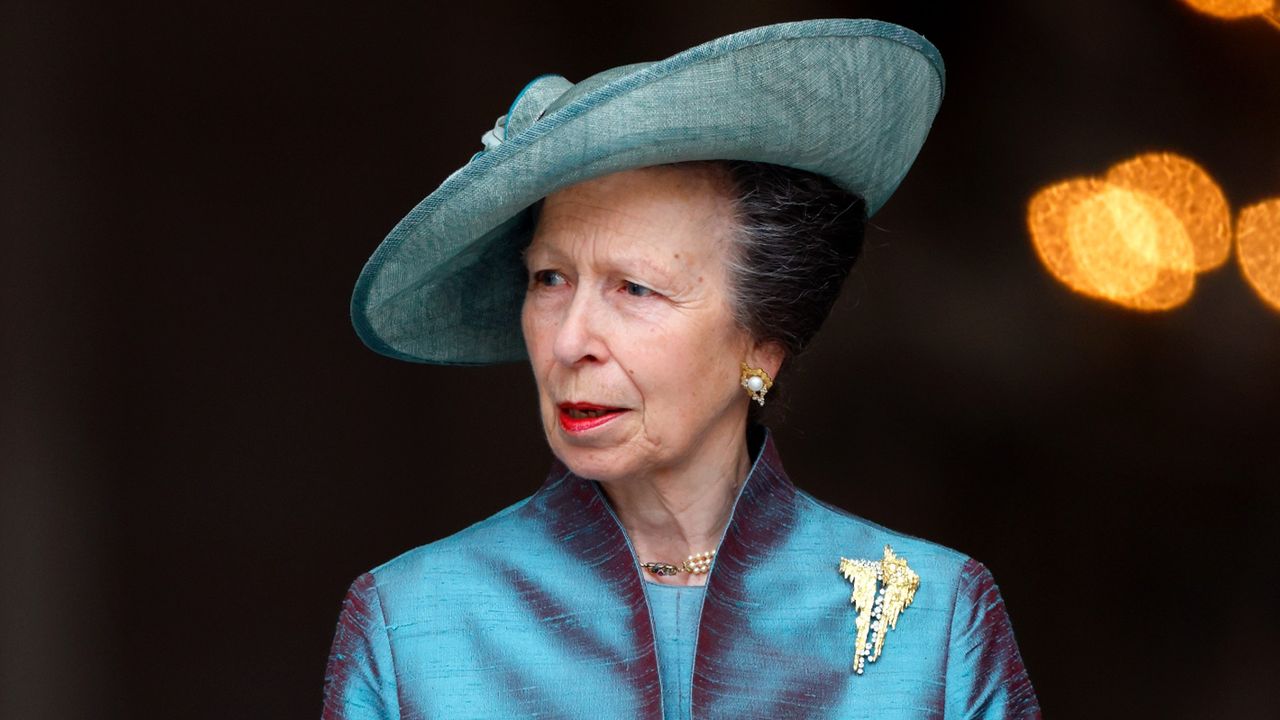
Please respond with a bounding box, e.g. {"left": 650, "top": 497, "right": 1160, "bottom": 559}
{"left": 322, "top": 430, "right": 1041, "bottom": 719}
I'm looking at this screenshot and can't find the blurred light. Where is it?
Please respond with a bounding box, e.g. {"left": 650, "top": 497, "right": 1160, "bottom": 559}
{"left": 1181, "top": 0, "right": 1274, "bottom": 20}
{"left": 1029, "top": 178, "right": 1111, "bottom": 301}
{"left": 1028, "top": 178, "right": 1196, "bottom": 310}
{"left": 1105, "top": 152, "right": 1232, "bottom": 272}
{"left": 1068, "top": 186, "right": 1196, "bottom": 309}
{"left": 1236, "top": 198, "right": 1280, "bottom": 311}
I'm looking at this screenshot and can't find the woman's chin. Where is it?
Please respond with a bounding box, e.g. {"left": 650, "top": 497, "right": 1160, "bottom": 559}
{"left": 546, "top": 437, "right": 639, "bottom": 484}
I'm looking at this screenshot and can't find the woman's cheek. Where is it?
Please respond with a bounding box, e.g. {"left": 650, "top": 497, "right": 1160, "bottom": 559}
{"left": 620, "top": 298, "right": 679, "bottom": 335}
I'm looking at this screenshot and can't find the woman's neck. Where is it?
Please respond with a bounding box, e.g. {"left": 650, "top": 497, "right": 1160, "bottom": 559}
{"left": 599, "top": 426, "right": 753, "bottom": 587}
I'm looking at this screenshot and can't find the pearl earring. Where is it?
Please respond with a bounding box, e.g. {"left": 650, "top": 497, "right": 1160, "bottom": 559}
{"left": 739, "top": 363, "right": 773, "bottom": 406}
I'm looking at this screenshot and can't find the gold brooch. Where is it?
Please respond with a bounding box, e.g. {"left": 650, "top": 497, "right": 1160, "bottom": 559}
{"left": 838, "top": 545, "right": 920, "bottom": 675}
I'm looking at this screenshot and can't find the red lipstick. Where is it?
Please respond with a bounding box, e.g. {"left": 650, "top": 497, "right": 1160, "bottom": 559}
{"left": 557, "top": 402, "right": 627, "bottom": 433}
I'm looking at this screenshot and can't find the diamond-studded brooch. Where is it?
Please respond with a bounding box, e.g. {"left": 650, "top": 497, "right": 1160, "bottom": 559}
{"left": 838, "top": 545, "right": 920, "bottom": 675}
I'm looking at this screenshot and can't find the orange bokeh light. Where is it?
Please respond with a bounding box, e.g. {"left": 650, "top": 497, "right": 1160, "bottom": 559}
{"left": 1029, "top": 178, "right": 1110, "bottom": 302}
{"left": 1105, "top": 153, "right": 1232, "bottom": 272}
{"left": 1181, "top": 0, "right": 1274, "bottom": 19}
{"left": 1026, "top": 151, "right": 1225, "bottom": 311}
{"left": 1028, "top": 178, "right": 1196, "bottom": 310}
{"left": 1236, "top": 198, "right": 1280, "bottom": 311}
{"left": 1068, "top": 186, "right": 1196, "bottom": 309}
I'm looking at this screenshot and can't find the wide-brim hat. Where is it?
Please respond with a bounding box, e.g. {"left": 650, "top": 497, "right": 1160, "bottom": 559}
{"left": 352, "top": 18, "right": 945, "bottom": 365}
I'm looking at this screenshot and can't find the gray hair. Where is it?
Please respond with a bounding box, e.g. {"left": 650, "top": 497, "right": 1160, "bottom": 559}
{"left": 658, "top": 160, "right": 866, "bottom": 416}
{"left": 699, "top": 160, "right": 867, "bottom": 363}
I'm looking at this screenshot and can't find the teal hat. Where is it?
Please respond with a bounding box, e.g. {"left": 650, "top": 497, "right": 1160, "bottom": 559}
{"left": 352, "top": 18, "right": 945, "bottom": 365}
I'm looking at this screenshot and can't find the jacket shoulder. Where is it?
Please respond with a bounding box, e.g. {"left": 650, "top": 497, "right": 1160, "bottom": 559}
{"left": 793, "top": 487, "right": 974, "bottom": 589}
{"left": 363, "top": 492, "right": 540, "bottom": 593}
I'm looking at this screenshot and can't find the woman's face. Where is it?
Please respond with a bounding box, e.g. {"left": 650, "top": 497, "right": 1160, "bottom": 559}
{"left": 521, "top": 165, "right": 770, "bottom": 484}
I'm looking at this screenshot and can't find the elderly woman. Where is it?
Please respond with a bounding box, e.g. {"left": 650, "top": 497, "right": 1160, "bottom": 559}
{"left": 323, "top": 19, "right": 1039, "bottom": 720}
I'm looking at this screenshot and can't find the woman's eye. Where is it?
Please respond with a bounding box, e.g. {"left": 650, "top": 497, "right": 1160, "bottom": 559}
{"left": 623, "top": 281, "right": 655, "bottom": 298}
{"left": 532, "top": 270, "right": 566, "bottom": 287}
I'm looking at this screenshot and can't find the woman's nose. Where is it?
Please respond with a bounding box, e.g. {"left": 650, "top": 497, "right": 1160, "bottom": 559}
{"left": 552, "top": 289, "right": 608, "bottom": 366}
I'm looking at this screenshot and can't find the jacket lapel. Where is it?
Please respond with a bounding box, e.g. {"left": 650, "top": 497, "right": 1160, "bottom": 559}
{"left": 527, "top": 459, "right": 665, "bottom": 720}
{"left": 691, "top": 430, "right": 853, "bottom": 718}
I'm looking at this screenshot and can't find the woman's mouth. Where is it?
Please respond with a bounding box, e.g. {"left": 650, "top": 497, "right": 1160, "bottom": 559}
{"left": 557, "top": 402, "right": 627, "bottom": 433}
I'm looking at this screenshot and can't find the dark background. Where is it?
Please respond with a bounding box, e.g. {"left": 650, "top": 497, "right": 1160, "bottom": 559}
{"left": 4, "top": 0, "right": 1279, "bottom": 717}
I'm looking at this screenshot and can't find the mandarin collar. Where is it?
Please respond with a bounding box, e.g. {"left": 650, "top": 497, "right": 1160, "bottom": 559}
{"left": 533, "top": 424, "right": 796, "bottom": 580}
{"left": 528, "top": 425, "right": 800, "bottom": 719}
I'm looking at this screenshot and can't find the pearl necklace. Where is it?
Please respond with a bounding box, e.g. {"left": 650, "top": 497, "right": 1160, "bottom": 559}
{"left": 640, "top": 549, "right": 716, "bottom": 577}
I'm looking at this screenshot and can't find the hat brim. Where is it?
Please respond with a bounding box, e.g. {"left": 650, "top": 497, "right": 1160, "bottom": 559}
{"left": 352, "top": 18, "right": 945, "bottom": 365}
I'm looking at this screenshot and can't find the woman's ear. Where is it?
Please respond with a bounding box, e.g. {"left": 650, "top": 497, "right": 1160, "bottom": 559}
{"left": 749, "top": 340, "right": 786, "bottom": 381}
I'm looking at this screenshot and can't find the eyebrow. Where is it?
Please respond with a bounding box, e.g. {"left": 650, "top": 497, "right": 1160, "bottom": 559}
{"left": 523, "top": 240, "right": 681, "bottom": 286}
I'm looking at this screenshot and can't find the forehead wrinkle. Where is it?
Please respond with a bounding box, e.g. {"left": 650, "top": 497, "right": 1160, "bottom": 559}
{"left": 551, "top": 197, "right": 658, "bottom": 237}
{"left": 531, "top": 215, "right": 701, "bottom": 283}
{"left": 543, "top": 178, "right": 732, "bottom": 247}
{"left": 527, "top": 168, "right": 739, "bottom": 288}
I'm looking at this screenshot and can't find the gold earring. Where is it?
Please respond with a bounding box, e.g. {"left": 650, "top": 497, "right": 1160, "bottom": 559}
{"left": 740, "top": 363, "right": 773, "bottom": 406}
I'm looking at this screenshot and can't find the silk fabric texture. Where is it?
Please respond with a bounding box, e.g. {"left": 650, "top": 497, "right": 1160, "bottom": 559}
{"left": 322, "top": 429, "right": 1041, "bottom": 718}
